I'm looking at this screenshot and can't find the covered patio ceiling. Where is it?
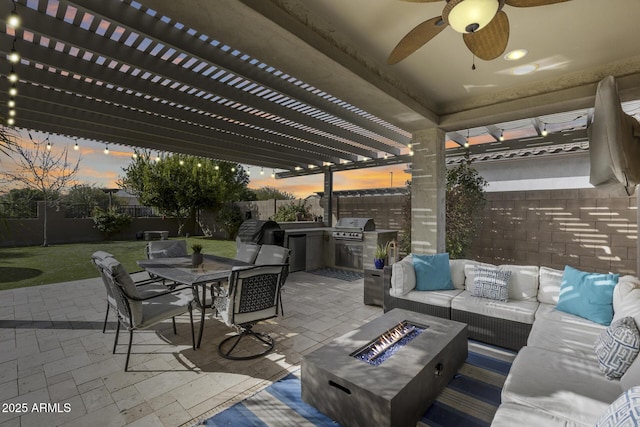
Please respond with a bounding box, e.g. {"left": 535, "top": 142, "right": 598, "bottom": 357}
{"left": 2, "top": 0, "right": 640, "bottom": 176}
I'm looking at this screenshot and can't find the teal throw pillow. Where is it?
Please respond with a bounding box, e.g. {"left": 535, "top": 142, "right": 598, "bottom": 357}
{"left": 413, "top": 253, "right": 454, "bottom": 291}
{"left": 556, "top": 265, "right": 619, "bottom": 326}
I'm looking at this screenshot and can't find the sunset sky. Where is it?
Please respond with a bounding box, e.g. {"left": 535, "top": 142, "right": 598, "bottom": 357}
{"left": 0, "top": 129, "right": 412, "bottom": 198}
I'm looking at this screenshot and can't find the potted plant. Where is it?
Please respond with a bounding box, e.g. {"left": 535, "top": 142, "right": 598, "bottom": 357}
{"left": 191, "top": 243, "right": 203, "bottom": 267}
{"left": 374, "top": 243, "right": 388, "bottom": 269}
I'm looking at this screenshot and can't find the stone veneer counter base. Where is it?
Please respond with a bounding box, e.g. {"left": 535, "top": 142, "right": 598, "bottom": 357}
{"left": 301, "top": 308, "right": 468, "bottom": 427}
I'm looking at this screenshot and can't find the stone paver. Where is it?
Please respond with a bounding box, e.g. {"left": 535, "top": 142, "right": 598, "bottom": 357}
{"left": 0, "top": 271, "right": 381, "bottom": 425}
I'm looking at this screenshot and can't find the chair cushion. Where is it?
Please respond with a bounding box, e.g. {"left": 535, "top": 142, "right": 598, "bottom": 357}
{"left": 138, "top": 290, "right": 194, "bottom": 329}
{"left": 148, "top": 241, "right": 188, "bottom": 259}
{"left": 390, "top": 255, "right": 415, "bottom": 296}
{"left": 254, "top": 245, "right": 290, "bottom": 265}
{"left": 235, "top": 242, "right": 260, "bottom": 263}
{"left": 491, "top": 403, "right": 573, "bottom": 427}
{"left": 449, "top": 259, "right": 475, "bottom": 290}
{"left": 595, "top": 317, "right": 640, "bottom": 380}
{"left": 556, "top": 265, "right": 619, "bottom": 326}
{"left": 401, "top": 288, "right": 463, "bottom": 308}
{"left": 471, "top": 265, "right": 511, "bottom": 302}
{"left": 595, "top": 387, "right": 640, "bottom": 427}
{"left": 413, "top": 253, "right": 454, "bottom": 291}
{"left": 528, "top": 314, "right": 604, "bottom": 363}
{"left": 91, "top": 251, "right": 114, "bottom": 262}
{"left": 101, "top": 257, "right": 143, "bottom": 326}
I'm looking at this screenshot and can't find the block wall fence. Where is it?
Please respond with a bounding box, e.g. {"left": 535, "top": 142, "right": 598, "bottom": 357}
{"left": 2, "top": 189, "right": 637, "bottom": 275}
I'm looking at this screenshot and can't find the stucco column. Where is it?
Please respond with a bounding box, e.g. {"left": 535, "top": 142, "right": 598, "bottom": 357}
{"left": 411, "top": 128, "right": 446, "bottom": 254}
{"left": 324, "top": 168, "right": 333, "bottom": 227}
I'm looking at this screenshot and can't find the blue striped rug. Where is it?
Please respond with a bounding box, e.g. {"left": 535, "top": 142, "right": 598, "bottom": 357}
{"left": 198, "top": 347, "right": 513, "bottom": 427}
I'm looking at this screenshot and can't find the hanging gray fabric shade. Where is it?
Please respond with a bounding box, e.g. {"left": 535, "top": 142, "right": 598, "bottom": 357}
{"left": 588, "top": 75, "right": 640, "bottom": 196}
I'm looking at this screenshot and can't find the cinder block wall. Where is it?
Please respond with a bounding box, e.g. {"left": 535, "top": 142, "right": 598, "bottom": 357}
{"left": 470, "top": 188, "right": 638, "bottom": 275}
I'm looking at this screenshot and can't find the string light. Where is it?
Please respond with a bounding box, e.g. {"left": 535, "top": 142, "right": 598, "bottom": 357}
{"left": 46, "top": 141, "right": 51, "bottom": 150}
{"left": 155, "top": 152, "right": 161, "bottom": 162}
{"left": 7, "top": 68, "right": 18, "bottom": 83}
{"left": 214, "top": 164, "right": 219, "bottom": 170}
{"left": 197, "top": 162, "right": 202, "bottom": 168}
{"left": 8, "top": 109, "right": 16, "bottom": 117}
{"left": 7, "top": 1, "right": 20, "bottom": 29}
{"left": 271, "top": 169, "right": 275, "bottom": 178}
{"left": 260, "top": 167, "right": 264, "bottom": 175}
{"left": 131, "top": 151, "right": 136, "bottom": 158}
{"left": 231, "top": 166, "right": 235, "bottom": 172}
{"left": 8, "top": 47, "right": 20, "bottom": 64}
{"left": 104, "top": 144, "right": 109, "bottom": 155}
{"left": 499, "top": 130, "right": 505, "bottom": 141}
{"left": 8, "top": 85, "right": 17, "bottom": 97}
{"left": 179, "top": 159, "right": 184, "bottom": 165}
{"left": 7, "top": 117, "right": 15, "bottom": 126}
{"left": 541, "top": 124, "right": 548, "bottom": 137}
{"left": 7, "top": 99, "right": 15, "bottom": 108}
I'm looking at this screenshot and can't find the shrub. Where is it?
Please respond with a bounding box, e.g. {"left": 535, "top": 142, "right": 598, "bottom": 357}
{"left": 273, "top": 200, "right": 310, "bottom": 222}
{"left": 92, "top": 207, "right": 132, "bottom": 240}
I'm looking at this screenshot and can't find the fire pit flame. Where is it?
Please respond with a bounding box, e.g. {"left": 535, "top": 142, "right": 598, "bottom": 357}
{"left": 352, "top": 320, "right": 426, "bottom": 365}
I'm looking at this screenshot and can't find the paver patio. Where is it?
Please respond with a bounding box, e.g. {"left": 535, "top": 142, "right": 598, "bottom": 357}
{"left": 0, "top": 270, "right": 381, "bottom": 426}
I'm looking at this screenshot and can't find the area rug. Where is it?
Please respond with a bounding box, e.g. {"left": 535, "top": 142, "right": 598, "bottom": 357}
{"left": 306, "top": 267, "right": 364, "bottom": 282}
{"left": 197, "top": 349, "right": 512, "bottom": 426}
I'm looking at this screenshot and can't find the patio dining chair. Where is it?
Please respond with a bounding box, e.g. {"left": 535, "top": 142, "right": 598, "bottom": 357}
{"left": 91, "top": 251, "right": 167, "bottom": 333}
{"left": 234, "top": 237, "right": 261, "bottom": 263}
{"left": 254, "top": 245, "right": 291, "bottom": 314}
{"left": 216, "top": 264, "right": 287, "bottom": 360}
{"left": 98, "top": 256, "right": 196, "bottom": 371}
{"left": 145, "top": 239, "right": 188, "bottom": 259}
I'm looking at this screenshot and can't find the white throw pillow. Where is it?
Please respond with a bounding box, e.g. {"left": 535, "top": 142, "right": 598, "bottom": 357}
{"left": 499, "top": 264, "right": 539, "bottom": 302}
{"left": 595, "top": 317, "right": 640, "bottom": 380}
{"left": 391, "top": 256, "right": 415, "bottom": 296}
{"left": 614, "top": 276, "right": 640, "bottom": 320}
{"left": 464, "top": 262, "right": 495, "bottom": 294}
{"left": 537, "top": 266, "right": 564, "bottom": 305}
{"left": 595, "top": 386, "right": 640, "bottom": 427}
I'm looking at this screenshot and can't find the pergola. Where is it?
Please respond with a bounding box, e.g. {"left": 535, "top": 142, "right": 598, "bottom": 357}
{"left": 2, "top": 0, "right": 639, "bottom": 257}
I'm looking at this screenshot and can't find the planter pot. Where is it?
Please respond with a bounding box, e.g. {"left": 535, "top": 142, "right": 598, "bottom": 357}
{"left": 192, "top": 252, "right": 203, "bottom": 267}
{"left": 374, "top": 258, "right": 385, "bottom": 269}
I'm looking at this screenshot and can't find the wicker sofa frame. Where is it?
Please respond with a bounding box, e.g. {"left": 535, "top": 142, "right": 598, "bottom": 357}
{"left": 382, "top": 266, "right": 532, "bottom": 351}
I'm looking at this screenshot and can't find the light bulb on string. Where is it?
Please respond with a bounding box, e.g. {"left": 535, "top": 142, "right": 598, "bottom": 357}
{"left": 260, "top": 167, "right": 264, "bottom": 175}
{"left": 131, "top": 151, "right": 137, "bottom": 158}
{"left": 7, "top": 117, "right": 15, "bottom": 126}
{"left": 8, "top": 48, "right": 20, "bottom": 64}
{"left": 197, "top": 162, "right": 202, "bottom": 168}
{"left": 8, "top": 12, "right": 21, "bottom": 29}
{"left": 155, "top": 152, "right": 161, "bottom": 162}
{"left": 8, "top": 99, "right": 15, "bottom": 108}
{"left": 214, "top": 164, "right": 219, "bottom": 170}
{"left": 271, "top": 169, "right": 275, "bottom": 178}
{"left": 8, "top": 68, "right": 18, "bottom": 83}
{"left": 231, "top": 166, "right": 235, "bottom": 172}
{"left": 46, "top": 141, "right": 51, "bottom": 150}
{"left": 499, "top": 130, "right": 505, "bottom": 141}
{"left": 8, "top": 109, "right": 16, "bottom": 117}
{"left": 8, "top": 85, "right": 17, "bottom": 97}
{"left": 104, "top": 144, "right": 109, "bottom": 155}
{"left": 179, "top": 159, "right": 184, "bottom": 166}
{"left": 541, "top": 125, "right": 548, "bottom": 137}
{"left": 74, "top": 141, "right": 79, "bottom": 151}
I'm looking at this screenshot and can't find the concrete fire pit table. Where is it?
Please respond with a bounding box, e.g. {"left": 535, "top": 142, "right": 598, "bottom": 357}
{"left": 301, "top": 308, "right": 467, "bottom": 427}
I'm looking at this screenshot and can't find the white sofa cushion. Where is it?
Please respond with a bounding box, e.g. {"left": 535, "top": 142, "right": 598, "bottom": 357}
{"left": 390, "top": 255, "right": 415, "bottom": 297}
{"left": 502, "top": 346, "right": 622, "bottom": 426}
{"left": 535, "top": 303, "right": 609, "bottom": 329}
{"left": 595, "top": 317, "right": 640, "bottom": 380}
{"left": 528, "top": 313, "right": 604, "bottom": 363}
{"left": 500, "top": 264, "right": 539, "bottom": 302}
{"left": 613, "top": 276, "right": 640, "bottom": 323}
{"left": 400, "top": 288, "right": 463, "bottom": 308}
{"left": 492, "top": 402, "right": 579, "bottom": 427}
{"left": 451, "top": 291, "right": 538, "bottom": 324}
{"left": 595, "top": 387, "right": 640, "bottom": 427}
{"left": 449, "top": 259, "right": 476, "bottom": 290}
{"left": 537, "top": 266, "right": 564, "bottom": 305}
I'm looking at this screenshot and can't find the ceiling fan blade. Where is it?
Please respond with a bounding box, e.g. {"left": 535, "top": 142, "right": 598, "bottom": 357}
{"left": 505, "top": 0, "right": 571, "bottom": 7}
{"left": 387, "top": 16, "right": 447, "bottom": 65}
{"left": 463, "top": 11, "right": 509, "bottom": 61}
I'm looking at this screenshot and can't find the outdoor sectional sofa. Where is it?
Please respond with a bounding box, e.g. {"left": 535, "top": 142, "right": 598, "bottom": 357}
{"left": 384, "top": 255, "right": 640, "bottom": 426}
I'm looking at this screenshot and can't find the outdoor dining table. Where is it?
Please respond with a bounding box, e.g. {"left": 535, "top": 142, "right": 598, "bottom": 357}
{"left": 137, "top": 254, "right": 252, "bottom": 349}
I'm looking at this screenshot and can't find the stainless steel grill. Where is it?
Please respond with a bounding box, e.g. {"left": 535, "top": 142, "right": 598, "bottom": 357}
{"left": 331, "top": 218, "right": 375, "bottom": 241}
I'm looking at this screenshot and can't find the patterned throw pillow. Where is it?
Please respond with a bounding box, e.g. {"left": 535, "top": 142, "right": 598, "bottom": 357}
{"left": 471, "top": 266, "right": 511, "bottom": 302}
{"left": 595, "top": 317, "right": 640, "bottom": 380}
{"left": 596, "top": 386, "right": 640, "bottom": 427}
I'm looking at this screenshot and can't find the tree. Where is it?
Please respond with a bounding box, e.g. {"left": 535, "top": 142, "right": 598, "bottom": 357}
{"left": 63, "top": 184, "right": 111, "bottom": 208}
{"left": 273, "top": 200, "right": 311, "bottom": 222}
{"left": 92, "top": 207, "right": 132, "bottom": 240}
{"left": 400, "top": 160, "right": 487, "bottom": 258}
{"left": 0, "top": 188, "right": 45, "bottom": 218}
{"left": 252, "top": 186, "right": 295, "bottom": 201}
{"left": 0, "top": 137, "right": 81, "bottom": 246}
{"left": 119, "top": 152, "right": 249, "bottom": 236}
{"left": 0, "top": 126, "right": 18, "bottom": 155}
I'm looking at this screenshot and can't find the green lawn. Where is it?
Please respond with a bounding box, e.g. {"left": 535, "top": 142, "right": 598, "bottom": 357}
{"left": 0, "top": 237, "right": 237, "bottom": 291}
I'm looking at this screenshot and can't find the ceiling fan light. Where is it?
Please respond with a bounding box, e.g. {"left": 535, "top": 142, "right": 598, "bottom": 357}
{"left": 504, "top": 49, "right": 528, "bottom": 61}
{"left": 445, "top": 0, "right": 499, "bottom": 34}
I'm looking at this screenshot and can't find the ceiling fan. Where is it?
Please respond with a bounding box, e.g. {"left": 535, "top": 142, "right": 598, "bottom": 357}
{"left": 387, "top": 0, "right": 571, "bottom": 65}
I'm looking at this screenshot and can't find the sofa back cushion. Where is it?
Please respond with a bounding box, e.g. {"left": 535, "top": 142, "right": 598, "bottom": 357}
{"left": 390, "top": 255, "right": 415, "bottom": 296}
{"left": 537, "top": 266, "right": 564, "bottom": 305}
{"left": 500, "top": 265, "right": 539, "bottom": 302}
{"left": 449, "top": 259, "right": 476, "bottom": 290}
{"left": 413, "top": 253, "right": 454, "bottom": 291}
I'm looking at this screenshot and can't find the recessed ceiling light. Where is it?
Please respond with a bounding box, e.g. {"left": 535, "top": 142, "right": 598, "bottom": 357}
{"left": 512, "top": 64, "right": 538, "bottom": 75}
{"left": 504, "top": 49, "right": 528, "bottom": 61}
